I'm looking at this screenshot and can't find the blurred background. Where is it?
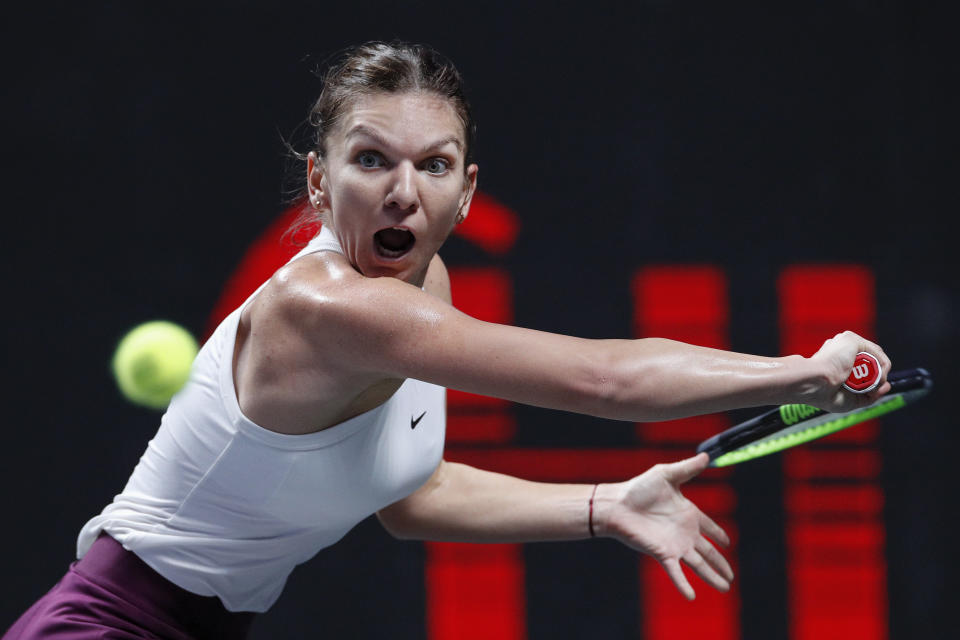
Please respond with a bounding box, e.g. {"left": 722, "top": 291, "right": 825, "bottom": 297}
{"left": 2, "top": 2, "right": 955, "bottom": 638}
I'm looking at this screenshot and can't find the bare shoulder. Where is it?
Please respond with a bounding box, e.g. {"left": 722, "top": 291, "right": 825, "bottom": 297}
{"left": 236, "top": 250, "right": 467, "bottom": 432}
{"left": 235, "top": 251, "right": 404, "bottom": 433}
{"left": 256, "top": 251, "right": 449, "bottom": 346}
{"left": 250, "top": 251, "right": 361, "bottom": 331}
{"left": 242, "top": 250, "right": 415, "bottom": 378}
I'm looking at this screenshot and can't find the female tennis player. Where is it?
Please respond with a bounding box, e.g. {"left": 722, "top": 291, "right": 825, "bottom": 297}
{"left": 4, "top": 41, "right": 891, "bottom": 639}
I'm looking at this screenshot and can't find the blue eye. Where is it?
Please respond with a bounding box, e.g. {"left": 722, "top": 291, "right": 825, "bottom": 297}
{"left": 357, "top": 151, "right": 383, "bottom": 169}
{"left": 425, "top": 158, "right": 450, "bottom": 175}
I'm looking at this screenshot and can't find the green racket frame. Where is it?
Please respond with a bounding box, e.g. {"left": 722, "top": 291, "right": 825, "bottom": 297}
{"left": 696, "top": 368, "right": 932, "bottom": 467}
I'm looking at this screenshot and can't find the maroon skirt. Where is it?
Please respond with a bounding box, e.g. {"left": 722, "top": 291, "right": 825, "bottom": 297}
{"left": 3, "top": 534, "right": 254, "bottom": 639}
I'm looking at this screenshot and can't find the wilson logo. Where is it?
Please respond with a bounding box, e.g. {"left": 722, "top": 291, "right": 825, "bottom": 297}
{"left": 779, "top": 404, "right": 820, "bottom": 426}
{"left": 852, "top": 363, "right": 870, "bottom": 379}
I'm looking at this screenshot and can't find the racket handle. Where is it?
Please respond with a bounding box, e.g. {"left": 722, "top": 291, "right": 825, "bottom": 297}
{"left": 843, "top": 352, "right": 882, "bottom": 393}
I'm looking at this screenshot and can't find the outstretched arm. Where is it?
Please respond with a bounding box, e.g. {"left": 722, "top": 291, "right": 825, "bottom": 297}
{"left": 290, "top": 261, "right": 891, "bottom": 422}
{"left": 377, "top": 454, "right": 732, "bottom": 600}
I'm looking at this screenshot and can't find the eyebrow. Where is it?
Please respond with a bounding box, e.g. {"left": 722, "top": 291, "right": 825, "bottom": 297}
{"left": 345, "top": 124, "right": 463, "bottom": 155}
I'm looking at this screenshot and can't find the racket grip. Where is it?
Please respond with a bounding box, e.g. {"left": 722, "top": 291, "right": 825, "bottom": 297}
{"left": 843, "top": 352, "right": 882, "bottom": 394}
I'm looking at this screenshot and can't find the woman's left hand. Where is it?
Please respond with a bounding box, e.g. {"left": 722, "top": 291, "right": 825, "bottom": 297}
{"left": 595, "top": 453, "right": 733, "bottom": 600}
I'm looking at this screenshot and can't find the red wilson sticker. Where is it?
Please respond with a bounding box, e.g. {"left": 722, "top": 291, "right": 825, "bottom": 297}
{"left": 843, "top": 352, "right": 882, "bottom": 393}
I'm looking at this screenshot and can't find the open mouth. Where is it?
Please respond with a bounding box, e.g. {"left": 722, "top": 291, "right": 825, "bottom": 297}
{"left": 374, "top": 227, "right": 416, "bottom": 259}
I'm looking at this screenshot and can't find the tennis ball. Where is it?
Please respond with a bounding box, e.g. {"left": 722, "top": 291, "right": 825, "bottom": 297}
{"left": 112, "top": 320, "right": 199, "bottom": 410}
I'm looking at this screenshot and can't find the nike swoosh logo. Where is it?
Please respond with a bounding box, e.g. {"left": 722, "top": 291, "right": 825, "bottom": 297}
{"left": 411, "top": 411, "right": 426, "bottom": 429}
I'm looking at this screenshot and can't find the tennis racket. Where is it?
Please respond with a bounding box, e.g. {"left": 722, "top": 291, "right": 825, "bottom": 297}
{"left": 696, "top": 367, "right": 932, "bottom": 467}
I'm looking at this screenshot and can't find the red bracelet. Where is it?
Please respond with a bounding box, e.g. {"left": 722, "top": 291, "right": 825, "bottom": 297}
{"left": 588, "top": 484, "right": 599, "bottom": 538}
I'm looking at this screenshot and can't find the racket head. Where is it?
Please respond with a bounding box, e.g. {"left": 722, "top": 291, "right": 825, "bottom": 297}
{"left": 696, "top": 368, "right": 932, "bottom": 467}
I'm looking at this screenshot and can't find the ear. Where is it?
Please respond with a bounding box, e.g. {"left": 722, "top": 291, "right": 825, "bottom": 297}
{"left": 456, "top": 163, "right": 479, "bottom": 224}
{"left": 306, "top": 152, "right": 328, "bottom": 211}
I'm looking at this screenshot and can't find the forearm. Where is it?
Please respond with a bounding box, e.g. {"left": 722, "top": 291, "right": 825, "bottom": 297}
{"left": 378, "top": 456, "right": 737, "bottom": 599}
{"left": 590, "top": 338, "right": 825, "bottom": 421}
{"left": 378, "top": 461, "right": 596, "bottom": 543}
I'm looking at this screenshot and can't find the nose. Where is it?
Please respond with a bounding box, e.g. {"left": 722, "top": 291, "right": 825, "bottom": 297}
{"left": 385, "top": 162, "right": 419, "bottom": 213}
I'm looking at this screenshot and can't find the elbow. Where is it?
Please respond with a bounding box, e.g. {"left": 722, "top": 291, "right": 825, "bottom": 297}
{"left": 376, "top": 461, "right": 447, "bottom": 540}
{"left": 376, "top": 506, "right": 418, "bottom": 540}
{"left": 570, "top": 343, "right": 627, "bottom": 418}
{"left": 573, "top": 338, "right": 668, "bottom": 421}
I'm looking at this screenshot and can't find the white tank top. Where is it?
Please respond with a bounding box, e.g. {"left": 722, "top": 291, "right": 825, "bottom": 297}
{"left": 77, "top": 226, "right": 446, "bottom": 612}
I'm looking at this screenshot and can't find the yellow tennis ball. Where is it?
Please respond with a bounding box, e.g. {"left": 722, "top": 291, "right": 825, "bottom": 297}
{"left": 112, "top": 320, "right": 199, "bottom": 410}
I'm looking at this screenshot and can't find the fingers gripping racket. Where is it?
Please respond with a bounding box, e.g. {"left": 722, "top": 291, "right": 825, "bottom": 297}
{"left": 696, "top": 368, "right": 932, "bottom": 467}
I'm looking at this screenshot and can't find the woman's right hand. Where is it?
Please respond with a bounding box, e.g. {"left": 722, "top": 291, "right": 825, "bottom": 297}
{"left": 807, "top": 330, "right": 891, "bottom": 412}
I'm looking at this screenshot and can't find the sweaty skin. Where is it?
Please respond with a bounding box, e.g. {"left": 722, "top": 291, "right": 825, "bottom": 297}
{"left": 231, "top": 90, "right": 891, "bottom": 600}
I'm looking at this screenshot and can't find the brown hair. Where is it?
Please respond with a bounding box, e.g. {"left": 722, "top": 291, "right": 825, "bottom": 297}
{"left": 285, "top": 41, "right": 476, "bottom": 244}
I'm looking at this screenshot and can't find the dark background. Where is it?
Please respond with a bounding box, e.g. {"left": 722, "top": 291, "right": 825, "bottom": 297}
{"left": 2, "top": 2, "right": 956, "bottom": 638}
